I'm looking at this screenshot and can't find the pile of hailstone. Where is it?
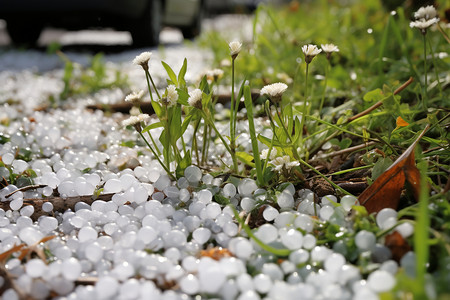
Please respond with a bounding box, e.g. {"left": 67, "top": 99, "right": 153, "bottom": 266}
{"left": 0, "top": 106, "right": 416, "bottom": 300}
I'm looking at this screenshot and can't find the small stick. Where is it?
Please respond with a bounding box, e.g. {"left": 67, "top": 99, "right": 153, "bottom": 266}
{"left": 348, "top": 77, "right": 414, "bottom": 123}
{"left": 316, "top": 141, "right": 377, "bottom": 159}
{"left": 5, "top": 184, "right": 48, "bottom": 198}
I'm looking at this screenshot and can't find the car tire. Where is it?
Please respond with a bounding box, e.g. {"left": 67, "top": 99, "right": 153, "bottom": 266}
{"left": 180, "top": 1, "right": 204, "bottom": 40}
{"left": 130, "top": 0, "right": 162, "bottom": 47}
{"left": 6, "top": 18, "right": 43, "bottom": 47}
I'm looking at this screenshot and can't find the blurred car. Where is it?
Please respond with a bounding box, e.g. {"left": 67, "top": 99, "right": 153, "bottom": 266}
{"left": 0, "top": 0, "right": 204, "bottom": 46}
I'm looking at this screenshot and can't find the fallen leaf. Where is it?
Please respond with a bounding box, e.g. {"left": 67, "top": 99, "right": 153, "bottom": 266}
{"left": 199, "top": 247, "right": 233, "bottom": 260}
{"left": 385, "top": 231, "right": 411, "bottom": 262}
{"left": 396, "top": 116, "right": 409, "bottom": 127}
{"left": 359, "top": 125, "right": 430, "bottom": 214}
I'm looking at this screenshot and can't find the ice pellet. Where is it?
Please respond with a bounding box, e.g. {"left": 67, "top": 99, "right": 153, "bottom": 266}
{"left": 238, "top": 178, "right": 258, "bottom": 196}
{"left": 184, "top": 166, "right": 202, "bottom": 183}
{"left": 367, "top": 270, "right": 396, "bottom": 292}
{"left": 263, "top": 205, "right": 279, "bottom": 221}
{"left": 355, "top": 230, "right": 376, "bottom": 251}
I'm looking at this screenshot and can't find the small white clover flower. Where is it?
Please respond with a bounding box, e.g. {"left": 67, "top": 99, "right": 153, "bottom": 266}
{"left": 410, "top": 18, "right": 439, "bottom": 32}
{"left": 206, "top": 69, "right": 224, "bottom": 82}
{"left": 188, "top": 89, "right": 203, "bottom": 109}
{"left": 260, "top": 82, "right": 288, "bottom": 103}
{"left": 229, "top": 41, "right": 242, "bottom": 59}
{"left": 122, "top": 114, "right": 150, "bottom": 130}
{"left": 321, "top": 43, "right": 339, "bottom": 60}
{"left": 270, "top": 155, "right": 300, "bottom": 172}
{"left": 302, "top": 44, "right": 322, "bottom": 64}
{"left": 261, "top": 149, "right": 277, "bottom": 160}
{"left": 133, "top": 51, "right": 152, "bottom": 70}
{"left": 164, "top": 85, "right": 178, "bottom": 107}
{"left": 125, "top": 90, "right": 145, "bottom": 104}
{"left": 414, "top": 5, "right": 437, "bottom": 20}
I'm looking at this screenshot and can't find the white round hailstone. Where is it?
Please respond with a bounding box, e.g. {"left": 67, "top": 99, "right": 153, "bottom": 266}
{"left": 70, "top": 215, "right": 86, "bottom": 228}
{"left": 340, "top": 195, "right": 359, "bottom": 211}
{"left": 86, "top": 173, "right": 101, "bottom": 186}
{"left": 202, "top": 173, "right": 213, "bottom": 185}
{"left": 241, "top": 197, "right": 256, "bottom": 212}
{"left": 380, "top": 260, "right": 399, "bottom": 275}
{"left": 119, "top": 278, "right": 140, "bottom": 299}
{"left": 95, "top": 276, "right": 119, "bottom": 299}
{"left": 26, "top": 258, "right": 47, "bottom": 278}
{"left": 324, "top": 252, "right": 346, "bottom": 273}
{"left": 223, "top": 221, "right": 239, "bottom": 237}
{"left": 19, "top": 227, "right": 44, "bottom": 245}
{"left": 12, "top": 159, "right": 28, "bottom": 173}
{"left": 182, "top": 256, "right": 199, "bottom": 272}
{"left": 280, "top": 228, "right": 303, "bottom": 250}
{"left": 164, "top": 247, "right": 181, "bottom": 263}
{"left": 179, "top": 274, "right": 200, "bottom": 295}
{"left": 263, "top": 205, "right": 279, "bottom": 221}
{"left": 103, "top": 222, "right": 119, "bottom": 235}
{"left": 277, "top": 191, "right": 294, "bottom": 209}
{"left": 112, "top": 193, "right": 127, "bottom": 206}
{"left": 42, "top": 202, "right": 54, "bottom": 212}
{"left": 39, "top": 216, "right": 58, "bottom": 232}
{"left": 353, "top": 287, "right": 379, "bottom": 300}
{"left": 75, "top": 181, "right": 95, "bottom": 196}
{"left": 238, "top": 178, "right": 258, "bottom": 196}
{"left": 321, "top": 195, "right": 337, "bottom": 206}
{"left": 220, "top": 279, "right": 239, "bottom": 300}
{"left": 2, "top": 152, "right": 14, "bottom": 165}
{"left": 253, "top": 273, "right": 273, "bottom": 294}
{"left": 376, "top": 208, "right": 397, "bottom": 228}
{"left": 61, "top": 258, "right": 82, "bottom": 281}
{"left": 164, "top": 186, "right": 180, "bottom": 199}
{"left": 163, "top": 230, "right": 187, "bottom": 248}
{"left": 395, "top": 222, "right": 414, "bottom": 238}
{"left": 367, "top": 270, "right": 396, "bottom": 293}
{"left": 42, "top": 186, "right": 53, "bottom": 197}
{"left": 193, "top": 227, "right": 211, "bottom": 244}
{"left": 198, "top": 260, "right": 227, "bottom": 294}
{"left": 223, "top": 183, "right": 237, "bottom": 198}
{"left": 294, "top": 214, "right": 313, "bottom": 232}
{"left": 319, "top": 205, "right": 335, "bottom": 221}
{"left": 355, "top": 230, "right": 376, "bottom": 251}
{"left": 3, "top": 289, "right": 19, "bottom": 300}
{"left": 205, "top": 202, "right": 221, "bottom": 219}
{"left": 112, "top": 261, "right": 135, "bottom": 281}
{"left": 134, "top": 166, "right": 147, "bottom": 178}
{"left": 54, "top": 246, "right": 72, "bottom": 260}
{"left": 237, "top": 290, "right": 261, "bottom": 300}
{"left": 10, "top": 198, "right": 23, "bottom": 211}
{"left": 262, "top": 263, "right": 284, "bottom": 281}
{"left": 289, "top": 248, "right": 309, "bottom": 264}
{"left": 237, "top": 273, "right": 254, "bottom": 292}
{"left": 16, "top": 216, "right": 32, "bottom": 229}
{"left": 380, "top": 216, "right": 398, "bottom": 230}
{"left": 119, "top": 173, "right": 137, "bottom": 190}
{"left": 85, "top": 242, "right": 104, "bottom": 263}
{"left": 302, "top": 234, "right": 317, "bottom": 250}
{"left": 78, "top": 226, "right": 98, "bottom": 242}
{"left": 311, "top": 246, "right": 332, "bottom": 263}
{"left": 274, "top": 211, "right": 296, "bottom": 228}
{"left": 254, "top": 224, "right": 278, "bottom": 244}
{"left": 91, "top": 200, "right": 106, "bottom": 213}
{"left": 104, "top": 178, "right": 122, "bottom": 193}
{"left": 400, "top": 251, "right": 416, "bottom": 277}
{"left": 197, "top": 189, "right": 213, "bottom": 204}
{"left": 234, "top": 239, "right": 254, "bottom": 260}
{"left": 20, "top": 205, "right": 34, "bottom": 217}
{"left": 184, "top": 166, "right": 202, "bottom": 183}
{"left": 179, "top": 188, "right": 190, "bottom": 202}
{"left": 133, "top": 185, "right": 149, "bottom": 204}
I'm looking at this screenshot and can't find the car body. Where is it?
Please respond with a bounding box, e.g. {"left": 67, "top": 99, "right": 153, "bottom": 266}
{"left": 0, "top": 0, "right": 203, "bottom": 46}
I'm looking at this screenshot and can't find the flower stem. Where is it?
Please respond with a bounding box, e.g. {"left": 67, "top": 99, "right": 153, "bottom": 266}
{"left": 229, "top": 58, "right": 238, "bottom": 173}
{"left": 319, "top": 61, "right": 329, "bottom": 115}
{"left": 422, "top": 33, "right": 428, "bottom": 111}
{"left": 299, "top": 63, "right": 309, "bottom": 145}
{"left": 138, "top": 131, "right": 174, "bottom": 180}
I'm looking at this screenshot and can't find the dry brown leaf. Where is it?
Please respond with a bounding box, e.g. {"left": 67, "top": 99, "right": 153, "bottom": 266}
{"left": 359, "top": 125, "right": 429, "bottom": 214}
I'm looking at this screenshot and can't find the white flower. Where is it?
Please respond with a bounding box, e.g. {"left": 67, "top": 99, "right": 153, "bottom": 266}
{"left": 260, "top": 82, "right": 288, "bottom": 103}
{"left": 410, "top": 18, "right": 439, "bottom": 31}
{"left": 270, "top": 155, "right": 300, "bottom": 172}
{"left": 261, "top": 149, "right": 277, "bottom": 160}
{"left": 414, "top": 5, "right": 437, "bottom": 20}
{"left": 122, "top": 114, "right": 150, "bottom": 128}
{"left": 206, "top": 69, "right": 224, "bottom": 82}
{"left": 129, "top": 106, "right": 141, "bottom": 116}
{"left": 133, "top": 51, "right": 152, "bottom": 70}
{"left": 302, "top": 44, "right": 322, "bottom": 64}
{"left": 321, "top": 43, "right": 339, "bottom": 53}
{"left": 229, "top": 41, "right": 242, "bottom": 58}
{"left": 125, "top": 90, "right": 145, "bottom": 104}
{"left": 165, "top": 85, "right": 178, "bottom": 107}
{"left": 188, "top": 89, "right": 203, "bottom": 109}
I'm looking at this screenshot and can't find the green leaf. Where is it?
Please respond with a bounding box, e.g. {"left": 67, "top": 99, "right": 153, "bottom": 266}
{"left": 178, "top": 58, "right": 187, "bottom": 88}
{"left": 236, "top": 151, "right": 255, "bottom": 167}
{"left": 363, "top": 88, "right": 384, "bottom": 102}
{"left": 177, "top": 88, "right": 190, "bottom": 106}
{"left": 175, "top": 150, "right": 191, "bottom": 178}
{"left": 199, "top": 75, "right": 210, "bottom": 95}
{"left": 169, "top": 106, "right": 182, "bottom": 142}
{"left": 142, "top": 122, "right": 163, "bottom": 133}
{"left": 371, "top": 157, "right": 393, "bottom": 181}
{"left": 161, "top": 61, "right": 178, "bottom": 86}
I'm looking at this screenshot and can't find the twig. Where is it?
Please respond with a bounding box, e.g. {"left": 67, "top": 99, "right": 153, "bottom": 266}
{"left": 5, "top": 184, "right": 48, "bottom": 198}
{"left": 316, "top": 141, "right": 377, "bottom": 159}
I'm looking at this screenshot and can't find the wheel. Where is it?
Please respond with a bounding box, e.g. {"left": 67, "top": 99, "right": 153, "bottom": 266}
{"left": 130, "top": 0, "right": 162, "bottom": 47}
{"left": 6, "top": 18, "right": 43, "bottom": 47}
{"left": 180, "top": 1, "right": 204, "bottom": 40}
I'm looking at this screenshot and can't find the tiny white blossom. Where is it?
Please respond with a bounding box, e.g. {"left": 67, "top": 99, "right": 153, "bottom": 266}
{"left": 165, "top": 85, "right": 178, "bottom": 107}
{"left": 410, "top": 18, "right": 439, "bottom": 31}
{"left": 260, "top": 82, "right": 288, "bottom": 103}
{"left": 122, "top": 113, "right": 150, "bottom": 129}
{"left": 270, "top": 155, "right": 300, "bottom": 172}
{"left": 125, "top": 90, "right": 145, "bottom": 104}
{"left": 321, "top": 43, "right": 339, "bottom": 53}
{"left": 206, "top": 69, "right": 224, "bottom": 82}
{"left": 414, "top": 5, "right": 437, "bottom": 20}
{"left": 302, "top": 44, "right": 322, "bottom": 64}
{"left": 261, "top": 149, "right": 277, "bottom": 160}
{"left": 188, "top": 89, "right": 203, "bottom": 109}
{"left": 133, "top": 51, "right": 152, "bottom": 70}
{"left": 229, "top": 41, "right": 242, "bottom": 58}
